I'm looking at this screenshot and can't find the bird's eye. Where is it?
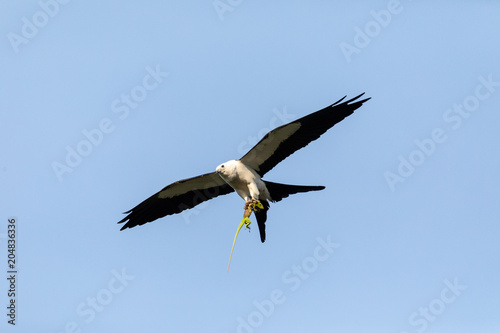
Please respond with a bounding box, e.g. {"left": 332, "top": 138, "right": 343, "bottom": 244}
{"left": 221, "top": 165, "right": 224, "bottom": 168}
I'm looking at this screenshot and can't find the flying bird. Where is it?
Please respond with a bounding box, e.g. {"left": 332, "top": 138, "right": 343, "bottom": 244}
{"left": 118, "top": 93, "right": 370, "bottom": 242}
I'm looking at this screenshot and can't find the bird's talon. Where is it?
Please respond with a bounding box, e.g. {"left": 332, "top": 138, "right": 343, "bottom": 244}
{"left": 247, "top": 199, "right": 264, "bottom": 212}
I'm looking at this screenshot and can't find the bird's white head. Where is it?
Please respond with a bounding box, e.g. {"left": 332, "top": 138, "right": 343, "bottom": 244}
{"left": 216, "top": 160, "right": 239, "bottom": 180}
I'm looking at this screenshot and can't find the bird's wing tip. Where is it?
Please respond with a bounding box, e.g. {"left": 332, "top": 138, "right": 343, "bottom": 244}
{"left": 331, "top": 92, "right": 370, "bottom": 107}
{"left": 117, "top": 215, "right": 128, "bottom": 224}
{"left": 347, "top": 92, "right": 370, "bottom": 104}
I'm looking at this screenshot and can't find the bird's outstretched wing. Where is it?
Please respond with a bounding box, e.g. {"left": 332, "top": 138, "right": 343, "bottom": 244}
{"left": 240, "top": 93, "right": 370, "bottom": 176}
{"left": 118, "top": 172, "right": 233, "bottom": 230}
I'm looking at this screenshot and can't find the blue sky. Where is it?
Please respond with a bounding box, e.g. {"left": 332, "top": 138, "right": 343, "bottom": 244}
{"left": 1, "top": 1, "right": 500, "bottom": 332}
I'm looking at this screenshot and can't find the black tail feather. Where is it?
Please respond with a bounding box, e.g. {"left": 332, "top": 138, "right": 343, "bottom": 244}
{"left": 253, "top": 182, "right": 324, "bottom": 243}
{"left": 254, "top": 200, "right": 269, "bottom": 243}
{"left": 264, "top": 181, "right": 325, "bottom": 203}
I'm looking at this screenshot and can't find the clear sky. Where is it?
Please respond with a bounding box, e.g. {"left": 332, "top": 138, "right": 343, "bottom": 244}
{"left": 1, "top": 1, "right": 499, "bottom": 332}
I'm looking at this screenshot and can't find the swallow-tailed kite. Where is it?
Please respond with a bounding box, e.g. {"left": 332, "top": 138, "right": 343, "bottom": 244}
{"left": 118, "top": 94, "right": 370, "bottom": 242}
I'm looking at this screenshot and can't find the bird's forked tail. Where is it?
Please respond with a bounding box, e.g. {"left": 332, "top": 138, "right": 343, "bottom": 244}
{"left": 253, "top": 181, "right": 325, "bottom": 243}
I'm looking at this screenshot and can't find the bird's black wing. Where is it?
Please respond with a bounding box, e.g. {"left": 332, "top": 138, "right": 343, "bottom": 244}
{"left": 118, "top": 172, "right": 233, "bottom": 230}
{"left": 240, "top": 93, "right": 370, "bottom": 176}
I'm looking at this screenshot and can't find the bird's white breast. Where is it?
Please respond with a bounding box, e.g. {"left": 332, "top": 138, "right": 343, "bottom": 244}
{"left": 216, "top": 160, "right": 270, "bottom": 202}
